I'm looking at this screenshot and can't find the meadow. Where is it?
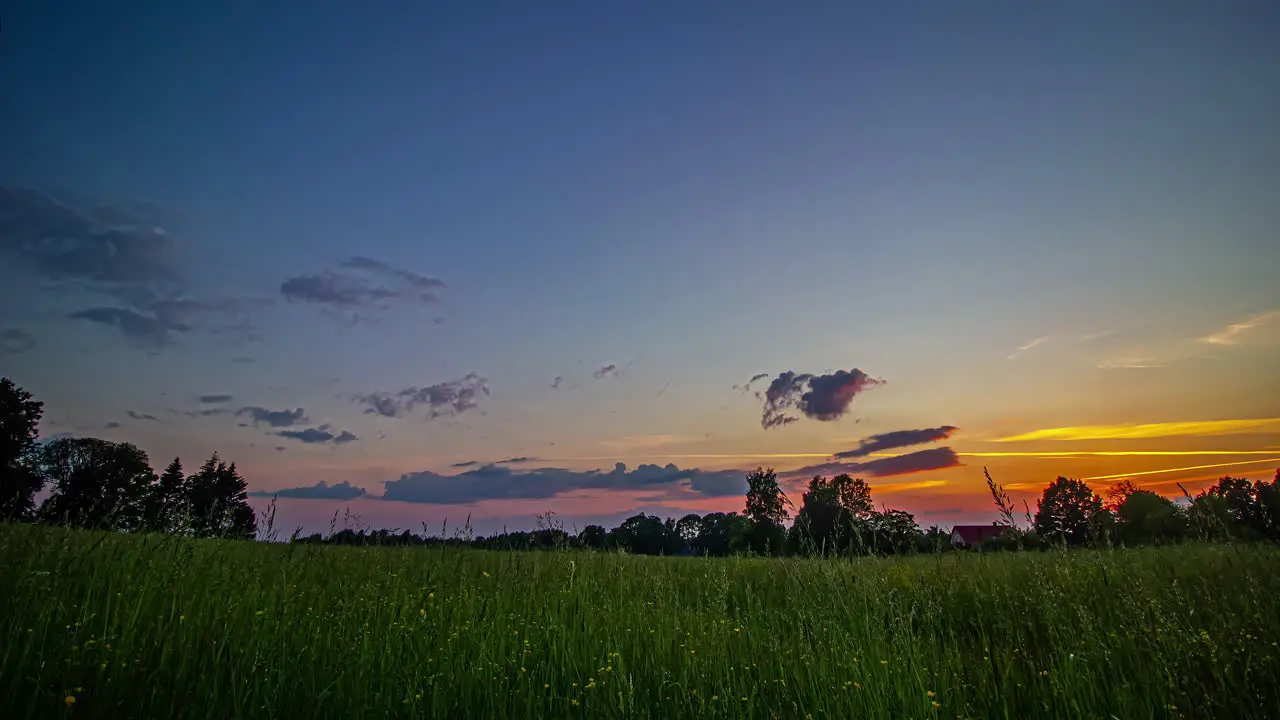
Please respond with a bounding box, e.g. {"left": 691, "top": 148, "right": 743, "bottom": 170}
{"left": 2, "top": 524, "right": 1278, "bottom": 719}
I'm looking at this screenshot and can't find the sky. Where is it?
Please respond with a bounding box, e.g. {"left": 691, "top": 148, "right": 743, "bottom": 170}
{"left": 2, "top": 2, "right": 1279, "bottom": 535}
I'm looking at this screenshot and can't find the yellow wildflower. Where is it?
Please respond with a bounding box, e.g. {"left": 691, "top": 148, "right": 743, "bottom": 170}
{"left": 64, "top": 696, "right": 76, "bottom": 707}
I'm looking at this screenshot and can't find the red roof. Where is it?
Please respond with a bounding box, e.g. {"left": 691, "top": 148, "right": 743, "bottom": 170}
{"left": 950, "top": 524, "right": 1008, "bottom": 546}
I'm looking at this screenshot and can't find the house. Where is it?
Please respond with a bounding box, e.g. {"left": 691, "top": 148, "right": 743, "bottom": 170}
{"left": 950, "top": 523, "right": 1009, "bottom": 548}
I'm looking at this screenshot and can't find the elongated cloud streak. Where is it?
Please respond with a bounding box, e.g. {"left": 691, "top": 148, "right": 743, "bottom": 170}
{"left": 995, "top": 419, "right": 1280, "bottom": 442}
{"left": 834, "top": 426, "right": 958, "bottom": 459}
{"left": 1007, "top": 336, "right": 1049, "bottom": 360}
{"left": 1199, "top": 309, "right": 1280, "bottom": 345}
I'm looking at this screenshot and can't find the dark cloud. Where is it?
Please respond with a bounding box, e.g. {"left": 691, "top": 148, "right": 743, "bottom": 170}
{"left": 1, "top": 188, "right": 262, "bottom": 350}
{"left": 496, "top": 456, "right": 534, "bottom": 464}
{"left": 236, "top": 406, "right": 308, "bottom": 428}
{"left": 594, "top": 364, "right": 618, "bottom": 379}
{"left": 450, "top": 460, "right": 480, "bottom": 468}
{"left": 759, "top": 368, "right": 882, "bottom": 429}
{"left": 249, "top": 480, "right": 368, "bottom": 500}
{"left": 379, "top": 462, "right": 746, "bottom": 505}
{"left": 339, "top": 256, "right": 446, "bottom": 291}
{"left": 2, "top": 329, "right": 35, "bottom": 355}
{"left": 833, "top": 426, "right": 959, "bottom": 459}
{"left": 732, "top": 372, "right": 770, "bottom": 392}
{"left": 275, "top": 446, "right": 287, "bottom": 452}
{"left": 275, "top": 425, "right": 359, "bottom": 446}
{"left": 104, "top": 421, "right": 122, "bottom": 429}
{"left": 354, "top": 372, "right": 489, "bottom": 419}
{"left": 792, "top": 447, "right": 961, "bottom": 479}
{"left": 126, "top": 410, "right": 161, "bottom": 423}
{"left": 280, "top": 257, "right": 444, "bottom": 320}
{"left": 199, "top": 394, "right": 233, "bottom": 404}
{"left": 551, "top": 375, "right": 563, "bottom": 389}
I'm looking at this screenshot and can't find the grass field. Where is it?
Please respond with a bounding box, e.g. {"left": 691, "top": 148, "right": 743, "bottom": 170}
{"left": 2, "top": 524, "right": 1279, "bottom": 719}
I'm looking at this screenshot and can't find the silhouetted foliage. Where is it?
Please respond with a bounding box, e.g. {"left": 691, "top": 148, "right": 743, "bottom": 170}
{"left": 1115, "top": 489, "right": 1187, "bottom": 545}
{"left": 1034, "top": 477, "right": 1106, "bottom": 546}
{"left": 38, "top": 437, "right": 156, "bottom": 530}
{"left": 186, "top": 453, "right": 256, "bottom": 539}
{"left": 0, "top": 377, "right": 44, "bottom": 520}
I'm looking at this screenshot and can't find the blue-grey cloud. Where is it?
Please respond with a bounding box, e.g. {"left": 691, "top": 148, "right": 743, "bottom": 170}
{"left": 377, "top": 462, "right": 745, "bottom": 505}
{"left": 551, "top": 375, "right": 564, "bottom": 389}
{"left": 275, "top": 425, "right": 359, "bottom": 446}
{"left": 126, "top": 410, "right": 162, "bottom": 423}
{"left": 732, "top": 372, "right": 770, "bottom": 392}
{"left": 760, "top": 368, "right": 883, "bottom": 429}
{"left": 594, "top": 364, "right": 618, "bottom": 379}
{"left": 249, "top": 480, "right": 367, "bottom": 500}
{"left": 833, "top": 426, "right": 959, "bottom": 459}
{"left": 354, "top": 372, "right": 489, "bottom": 419}
{"left": 792, "top": 447, "right": 961, "bottom": 479}
{"left": 236, "top": 406, "right": 308, "bottom": 428}
{"left": 1, "top": 187, "right": 263, "bottom": 350}
{"left": 2, "top": 329, "right": 35, "bottom": 355}
{"left": 199, "top": 394, "right": 233, "bottom": 404}
{"left": 281, "top": 257, "right": 444, "bottom": 319}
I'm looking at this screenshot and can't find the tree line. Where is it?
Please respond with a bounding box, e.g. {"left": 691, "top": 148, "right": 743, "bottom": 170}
{"left": 1, "top": 378, "right": 255, "bottom": 537}
{"left": 3, "top": 376, "right": 1278, "bottom": 553}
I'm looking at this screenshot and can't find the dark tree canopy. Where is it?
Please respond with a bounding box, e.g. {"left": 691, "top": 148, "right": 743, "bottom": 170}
{"left": 186, "top": 453, "right": 256, "bottom": 539}
{"left": 0, "top": 377, "right": 44, "bottom": 520}
{"left": 38, "top": 437, "right": 157, "bottom": 531}
{"left": 744, "top": 467, "right": 789, "bottom": 526}
{"left": 1034, "top": 477, "right": 1105, "bottom": 546}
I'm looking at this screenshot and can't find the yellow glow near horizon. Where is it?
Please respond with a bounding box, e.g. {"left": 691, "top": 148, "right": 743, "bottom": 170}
{"left": 994, "top": 419, "right": 1280, "bottom": 442}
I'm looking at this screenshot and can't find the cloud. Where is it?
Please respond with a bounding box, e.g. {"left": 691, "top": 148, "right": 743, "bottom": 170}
{"left": 1199, "top": 309, "right": 1280, "bottom": 346}
{"left": 1079, "top": 456, "right": 1280, "bottom": 482}
{"left": 236, "top": 406, "right": 309, "bottom": 428}
{"left": 792, "top": 447, "right": 962, "bottom": 479}
{"left": 733, "top": 372, "right": 770, "bottom": 392}
{"left": 1096, "top": 358, "right": 1166, "bottom": 369}
{"left": 249, "top": 480, "right": 368, "bottom": 500}
{"left": 833, "top": 426, "right": 958, "bottom": 459}
{"left": 1007, "top": 336, "right": 1050, "bottom": 360}
{"left": 551, "top": 375, "right": 563, "bottom": 389}
{"left": 759, "top": 368, "right": 883, "bottom": 429}
{"left": 594, "top": 364, "right": 618, "bottom": 379}
{"left": 379, "top": 462, "right": 747, "bottom": 505}
{"left": 2, "top": 329, "right": 35, "bottom": 355}
{"left": 995, "top": 418, "right": 1280, "bottom": 442}
{"left": 104, "top": 421, "right": 122, "bottom": 429}
{"left": 354, "top": 372, "right": 489, "bottom": 419}
{"left": 450, "top": 460, "right": 480, "bottom": 468}
{"left": 199, "top": 394, "right": 233, "bottom": 404}
{"left": 275, "top": 425, "right": 359, "bottom": 446}
{"left": 280, "top": 257, "right": 444, "bottom": 320}
{"left": 1, "top": 188, "right": 263, "bottom": 350}
{"left": 339, "top": 256, "right": 445, "bottom": 291}
{"left": 126, "top": 410, "right": 161, "bottom": 423}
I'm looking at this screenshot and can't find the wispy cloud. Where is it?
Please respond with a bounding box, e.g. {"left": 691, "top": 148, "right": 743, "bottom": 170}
{"left": 593, "top": 363, "right": 618, "bottom": 379}
{"left": 1081, "top": 457, "right": 1280, "bottom": 481}
{"left": 1199, "top": 309, "right": 1280, "bottom": 346}
{"left": 1096, "top": 358, "right": 1167, "bottom": 369}
{"left": 2, "top": 329, "right": 35, "bottom": 355}
{"left": 995, "top": 418, "right": 1280, "bottom": 442}
{"left": 791, "top": 447, "right": 962, "bottom": 479}
{"left": 354, "top": 372, "right": 489, "bottom": 419}
{"left": 280, "top": 256, "right": 445, "bottom": 322}
{"left": 126, "top": 410, "right": 162, "bottom": 423}
{"left": 1007, "top": 336, "right": 1050, "bottom": 360}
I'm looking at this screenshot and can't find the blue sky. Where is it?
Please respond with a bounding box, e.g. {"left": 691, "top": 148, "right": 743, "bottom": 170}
{"left": 3, "top": 2, "right": 1279, "bottom": 533}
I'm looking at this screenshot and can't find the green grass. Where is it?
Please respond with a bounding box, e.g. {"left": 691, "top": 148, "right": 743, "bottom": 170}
{"left": 2, "top": 524, "right": 1279, "bottom": 719}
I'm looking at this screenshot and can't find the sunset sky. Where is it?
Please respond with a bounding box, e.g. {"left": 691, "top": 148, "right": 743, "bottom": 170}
{"left": 3, "top": 3, "right": 1278, "bottom": 535}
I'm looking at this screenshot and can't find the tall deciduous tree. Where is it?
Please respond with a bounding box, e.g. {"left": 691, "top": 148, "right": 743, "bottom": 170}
{"left": 0, "top": 377, "right": 44, "bottom": 520}
{"left": 38, "top": 437, "right": 157, "bottom": 530}
{"left": 1033, "top": 477, "right": 1105, "bottom": 546}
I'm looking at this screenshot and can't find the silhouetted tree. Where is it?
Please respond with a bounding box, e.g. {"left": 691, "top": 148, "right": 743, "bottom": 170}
{"left": 38, "top": 437, "right": 156, "bottom": 530}
{"left": 1114, "top": 489, "right": 1186, "bottom": 545}
{"left": 144, "top": 457, "right": 188, "bottom": 533}
{"left": 696, "top": 512, "right": 751, "bottom": 556}
{"left": 676, "top": 513, "right": 703, "bottom": 553}
{"left": 1033, "top": 477, "right": 1105, "bottom": 546}
{"left": 744, "top": 466, "right": 790, "bottom": 554}
{"left": 186, "top": 453, "right": 255, "bottom": 539}
{"left": 611, "top": 513, "right": 672, "bottom": 555}
{"left": 0, "top": 377, "right": 44, "bottom": 520}
{"left": 577, "top": 524, "right": 607, "bottom": 549}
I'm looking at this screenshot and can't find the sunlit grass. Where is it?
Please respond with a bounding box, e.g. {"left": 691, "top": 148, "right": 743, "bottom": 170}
{"left": 2, "top": 524, "right": 1278, "bottom": 719}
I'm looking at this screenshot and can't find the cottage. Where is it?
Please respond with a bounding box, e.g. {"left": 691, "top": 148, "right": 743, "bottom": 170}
{"left": 949, "top": 523, "right": 1008, "bottom": 548}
